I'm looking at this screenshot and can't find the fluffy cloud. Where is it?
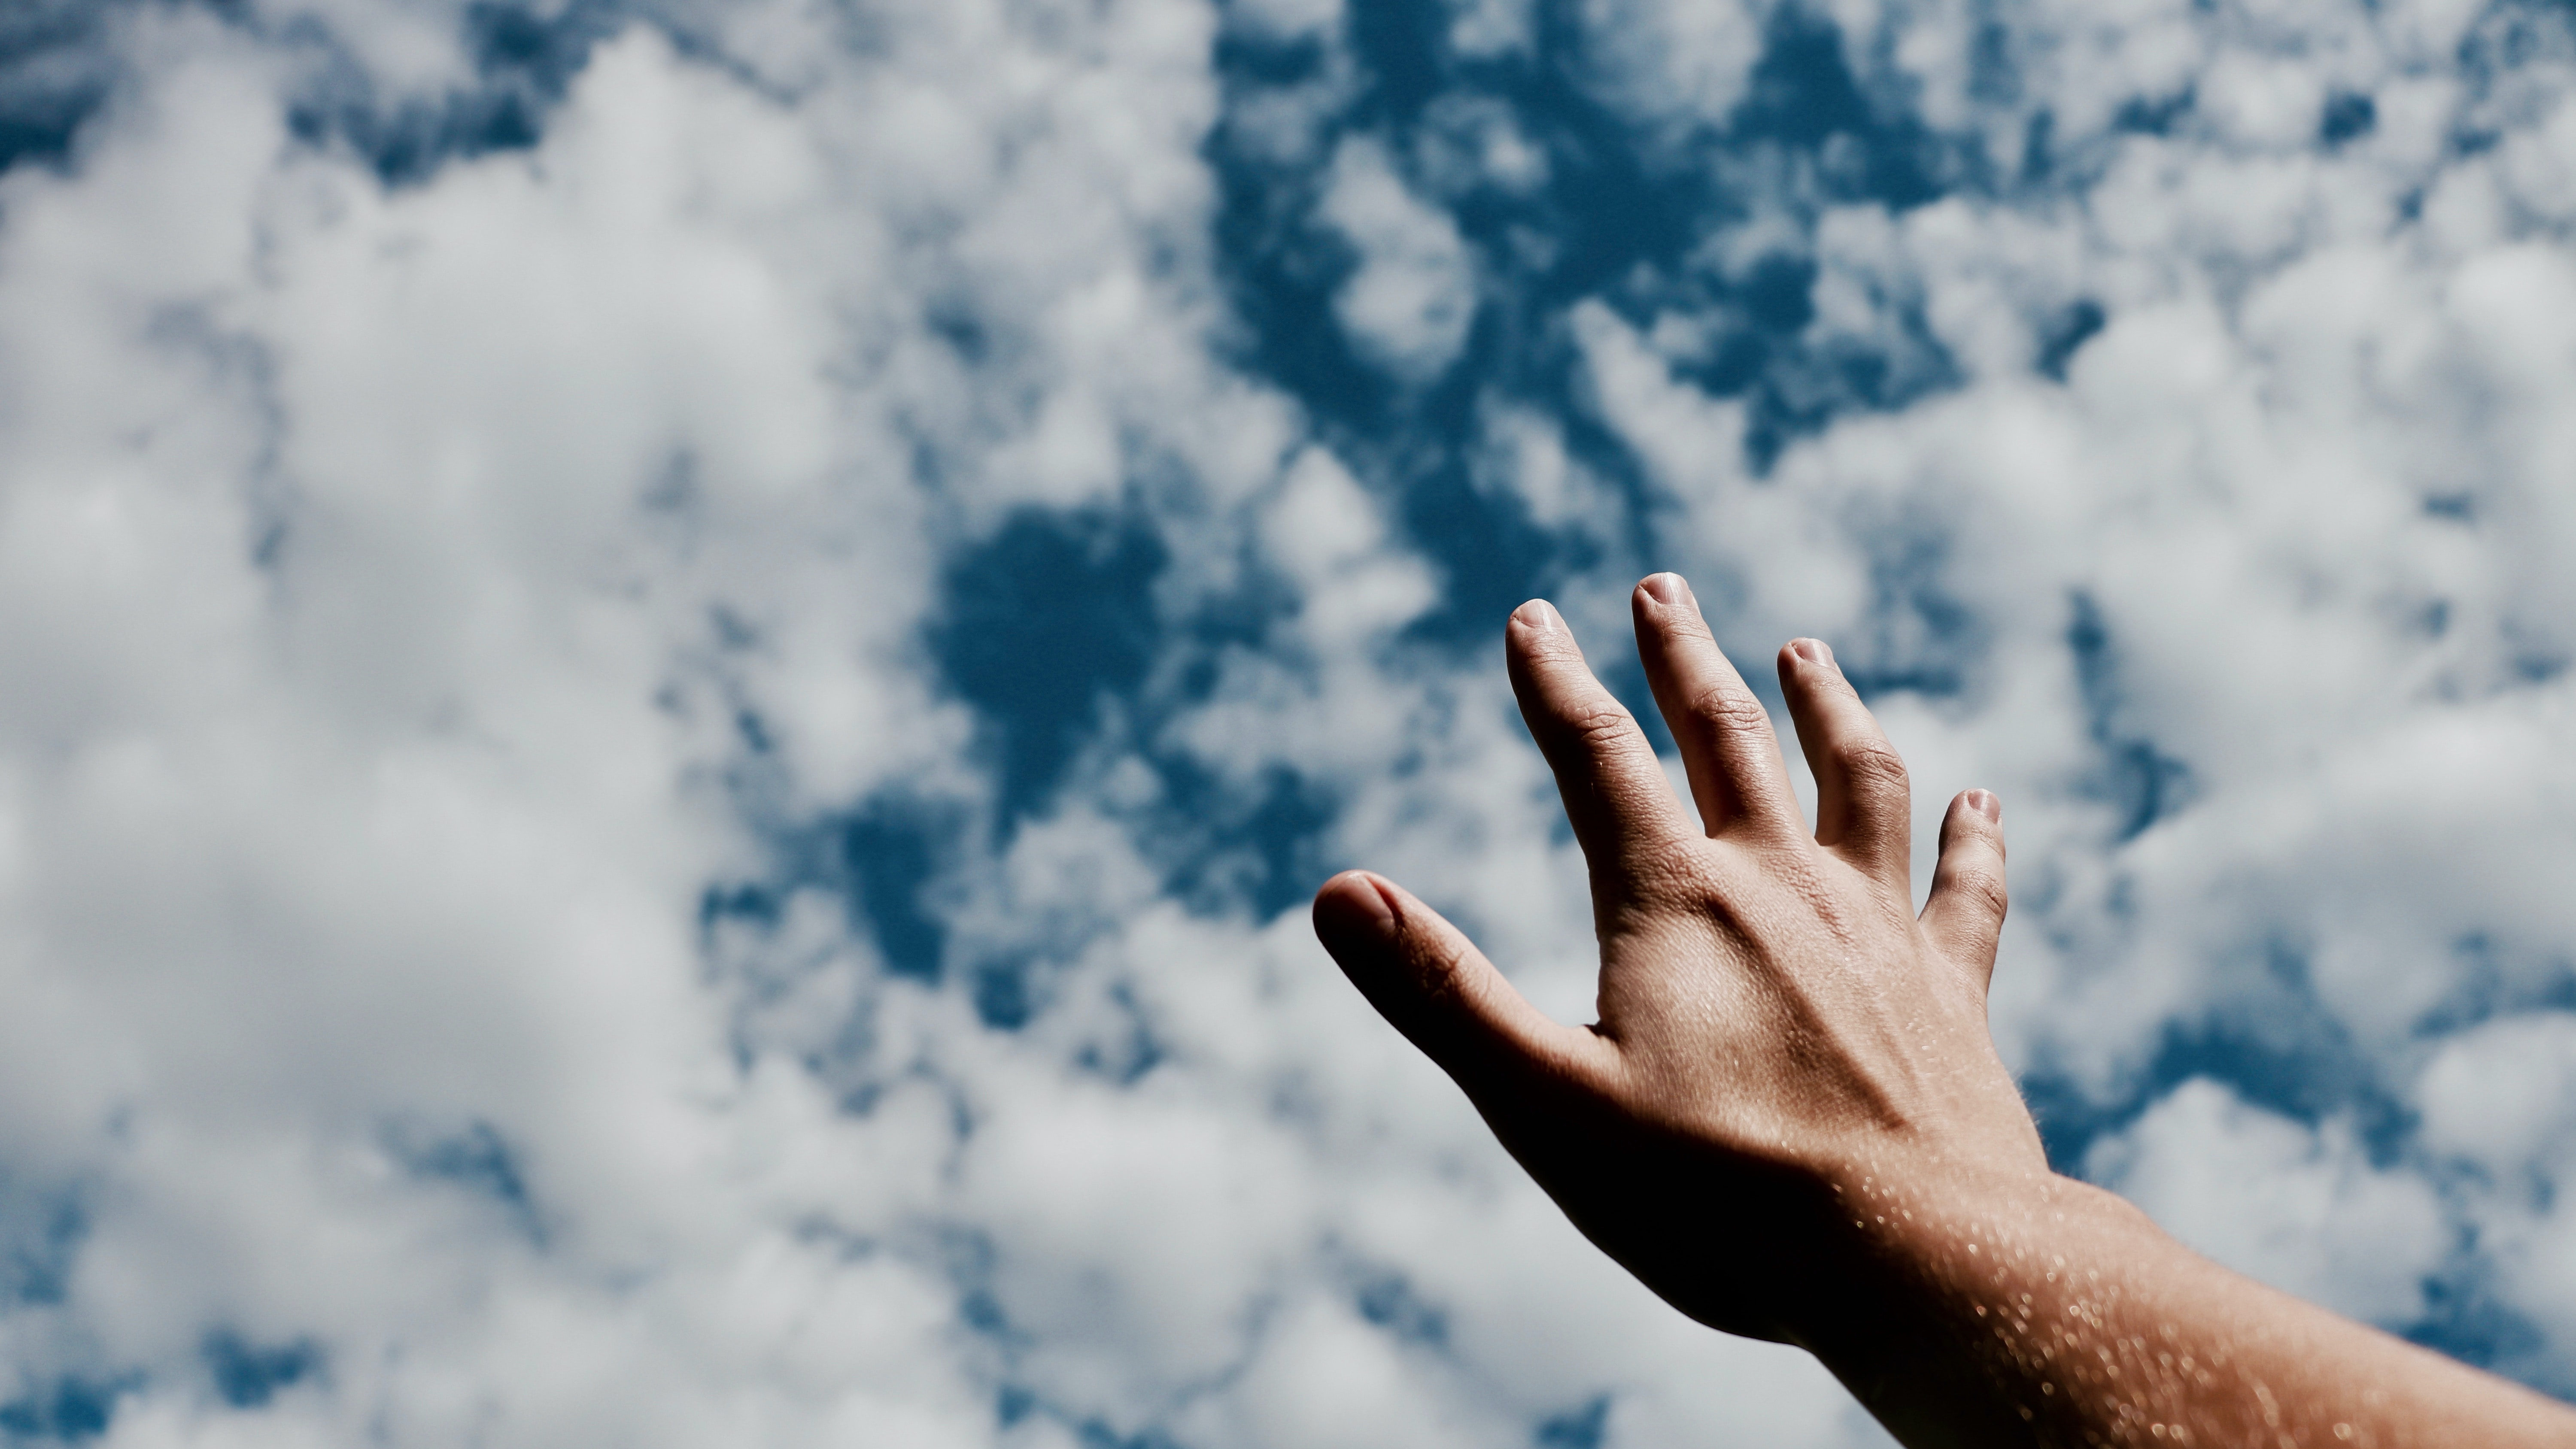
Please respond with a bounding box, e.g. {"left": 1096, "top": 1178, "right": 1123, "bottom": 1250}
{"left": 0, "top": 0, "right": 2571, "bottom": 1444}
{"left": 2086, "top": 1079, "right": 2447, "bottom": 1326}
{"left": 1318, "top": 136, "right": 1478, "bottom": 386}
{"left": 2418, "top": 1012, "right": 2576, "bottom": 1393}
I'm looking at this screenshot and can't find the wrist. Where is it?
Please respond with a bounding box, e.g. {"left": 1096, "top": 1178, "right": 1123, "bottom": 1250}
{"left": 1795, "top": 1162, "right": 2109, "bottom": 1361}
{"left": 1794, "top": 1163, "right": 2177, "bottom": 1444}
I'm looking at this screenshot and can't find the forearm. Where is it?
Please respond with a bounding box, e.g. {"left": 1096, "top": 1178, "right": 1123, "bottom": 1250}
{"left": 1811, "top": 1171, "right": 2576, "bottom": 1449}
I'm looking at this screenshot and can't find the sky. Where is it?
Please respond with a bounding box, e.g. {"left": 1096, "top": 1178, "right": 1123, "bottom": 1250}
{"left": 0, "top": 0, "right": 2573, "bottom": 1444}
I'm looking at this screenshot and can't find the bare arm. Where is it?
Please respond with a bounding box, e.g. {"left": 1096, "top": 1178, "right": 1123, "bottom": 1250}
{"left": 1312, "top": 573, "right": 2576, "bottom": 1448}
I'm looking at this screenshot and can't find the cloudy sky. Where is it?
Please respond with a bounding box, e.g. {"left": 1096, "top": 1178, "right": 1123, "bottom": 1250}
{"left": 0, "top": 0, "right": 2573, "bottom": 1443}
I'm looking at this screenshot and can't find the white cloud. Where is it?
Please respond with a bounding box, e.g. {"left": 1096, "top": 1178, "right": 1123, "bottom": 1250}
{"left": 1446, "top": 0, "right": 1535, "bottom": 59}
{"left": 1467, "top": 399, "right": 1612, "bottom": 533}
{"left": 1229, "top": 0, "right": 1345, "bottom": 44}
{"left": 249, "top": 0, "right": 477, "bottom": 93}
{"left": 2085, "top": 1080, "right": 2448, "bottom": 1325}
{"left": 1318, "top": 136, "right": 1477, "bottom": 386}
{"left": 1414, "top": 93, "right": 1550, "bottom": 198}
{"left": 1575, "top": 0, "right": 1769, "bottom": 137}
{"left": 2418, "top": 1013, "right": 2576, "bottom": 1385}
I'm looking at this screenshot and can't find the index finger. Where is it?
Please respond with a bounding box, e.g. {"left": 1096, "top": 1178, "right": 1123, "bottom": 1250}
{"left": 1505, "top": 600, "right": 1695, "bottom": 893}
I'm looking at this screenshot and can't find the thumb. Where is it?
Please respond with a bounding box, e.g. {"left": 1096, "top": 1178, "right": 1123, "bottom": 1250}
{"left": 1919, "top": 790, "right": 2008, "bottom": 991}
{"left": 1313, "top": 870, "right": 1611, "bottom": 1097}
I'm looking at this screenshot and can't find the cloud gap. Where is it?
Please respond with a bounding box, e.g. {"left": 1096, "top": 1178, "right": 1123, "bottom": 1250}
{"left": 0, "top": 1375, "right": 134, "bottom": 1444}
{"left": 2065, "top": 593, "right": 2195, "bottom": 843}
{"left": 281, "top": 0, "right": 625, "bottom": 186}
{"left": 200, "top": 1329, "right": 322, "bottom": 1410}
{"left": 384, "top": 1119, "right": 548, "bottom": 1247}
{"left": 932, "top": 507, "right": 1170, "bottom": 827}
{"left": 0, "top": 0, "right": 121, "bottom": 177}
{"left": 0, "top": 1173, "right": 84, "bottom": 1311}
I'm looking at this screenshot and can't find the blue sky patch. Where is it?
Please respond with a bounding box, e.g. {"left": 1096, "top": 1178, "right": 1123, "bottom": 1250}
{"left": 201, "top": 1331, "right": 319, "bottom": 1410}
{"left": 385, "top": 1120, "right": 545, "bottom": 1246}
{"left": 933, "top": 509, "right": 1167, "bottom": 826}
{"left": 0, "top": 1375, "right": 129, "bottom": 1444}
{"left": 1534, "top": 1394, "right": 1611, "bottom": 1449}
{"left": 0, "top": 1173, "right": 83, "bottom": 1309}
{"left": 283, "top": 1, "right": 615, "bottom": 186}
{"left": 0, "top": 2, "right": 111, "bottom": 179}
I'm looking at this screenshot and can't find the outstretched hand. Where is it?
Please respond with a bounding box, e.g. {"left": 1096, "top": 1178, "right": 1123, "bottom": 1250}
{"left": 1313, "top": 573, "right": 2043, "bottom": 1346}
{"left": 1314, "top": 573, "right": 2576, "bottom": 1449}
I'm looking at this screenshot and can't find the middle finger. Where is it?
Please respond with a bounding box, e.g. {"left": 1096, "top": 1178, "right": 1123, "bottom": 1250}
{"left": 1630, "top": 573, "right": 1803, "bottom": 841}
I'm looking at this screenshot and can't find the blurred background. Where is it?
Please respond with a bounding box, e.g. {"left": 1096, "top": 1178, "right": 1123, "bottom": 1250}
{"left": 0, "top": 0, "right": 2572, "bottom": 1443}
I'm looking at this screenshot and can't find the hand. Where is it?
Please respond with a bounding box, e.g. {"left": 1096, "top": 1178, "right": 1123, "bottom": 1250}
{"left": 1313, "top": 573, "right": 2044, "bottom": 1346}
{"left": 1315, "top": 573, "right": 2576, "bottom": 1448}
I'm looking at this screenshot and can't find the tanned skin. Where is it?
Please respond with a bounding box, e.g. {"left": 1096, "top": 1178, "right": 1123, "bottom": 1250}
{"left": 1312, "top": 573, "right": 2576, "bottom": 1448}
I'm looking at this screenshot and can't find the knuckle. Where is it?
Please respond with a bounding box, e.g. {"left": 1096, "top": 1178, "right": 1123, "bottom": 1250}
{"left": 1613, "top": 837, "right": 1715, "bottom": 912}
{"left": 1404, "top": 930, "right": 1482, "bottom": 1014}
{"left": 1417, "top": 936, "right": 1472, "bottom": 996}
{"left": 1687, "top": 683, "right": 1771, "bottom": 734}
{"left": 1834, "top": 738, "right": 1910, "bottom": 797}
{"left": 1942, "top": 862, "right": 2010, "bottom": 920}
{"left": 1562, "top": 699, "right": 1638, "bottom": 748}
{"left": 1942, "top": 811, "right": 2002, "bottom": 857}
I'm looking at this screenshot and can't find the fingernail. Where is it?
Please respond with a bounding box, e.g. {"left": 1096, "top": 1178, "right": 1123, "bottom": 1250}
{"left": 1315, "top": 871, "right": 1398, "bottom": 943}
{"left": 1511, "top": 599, "right": 1559, "bottom": 632}
{"left": 1640, "top": 572, "right": 1689, "bottom": 608}
{"left": 1792, "top": 637, "right": 1834, "bottom": 667}
{"left": 1967, "top": 790, "right": 2002, "bottom": 824}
